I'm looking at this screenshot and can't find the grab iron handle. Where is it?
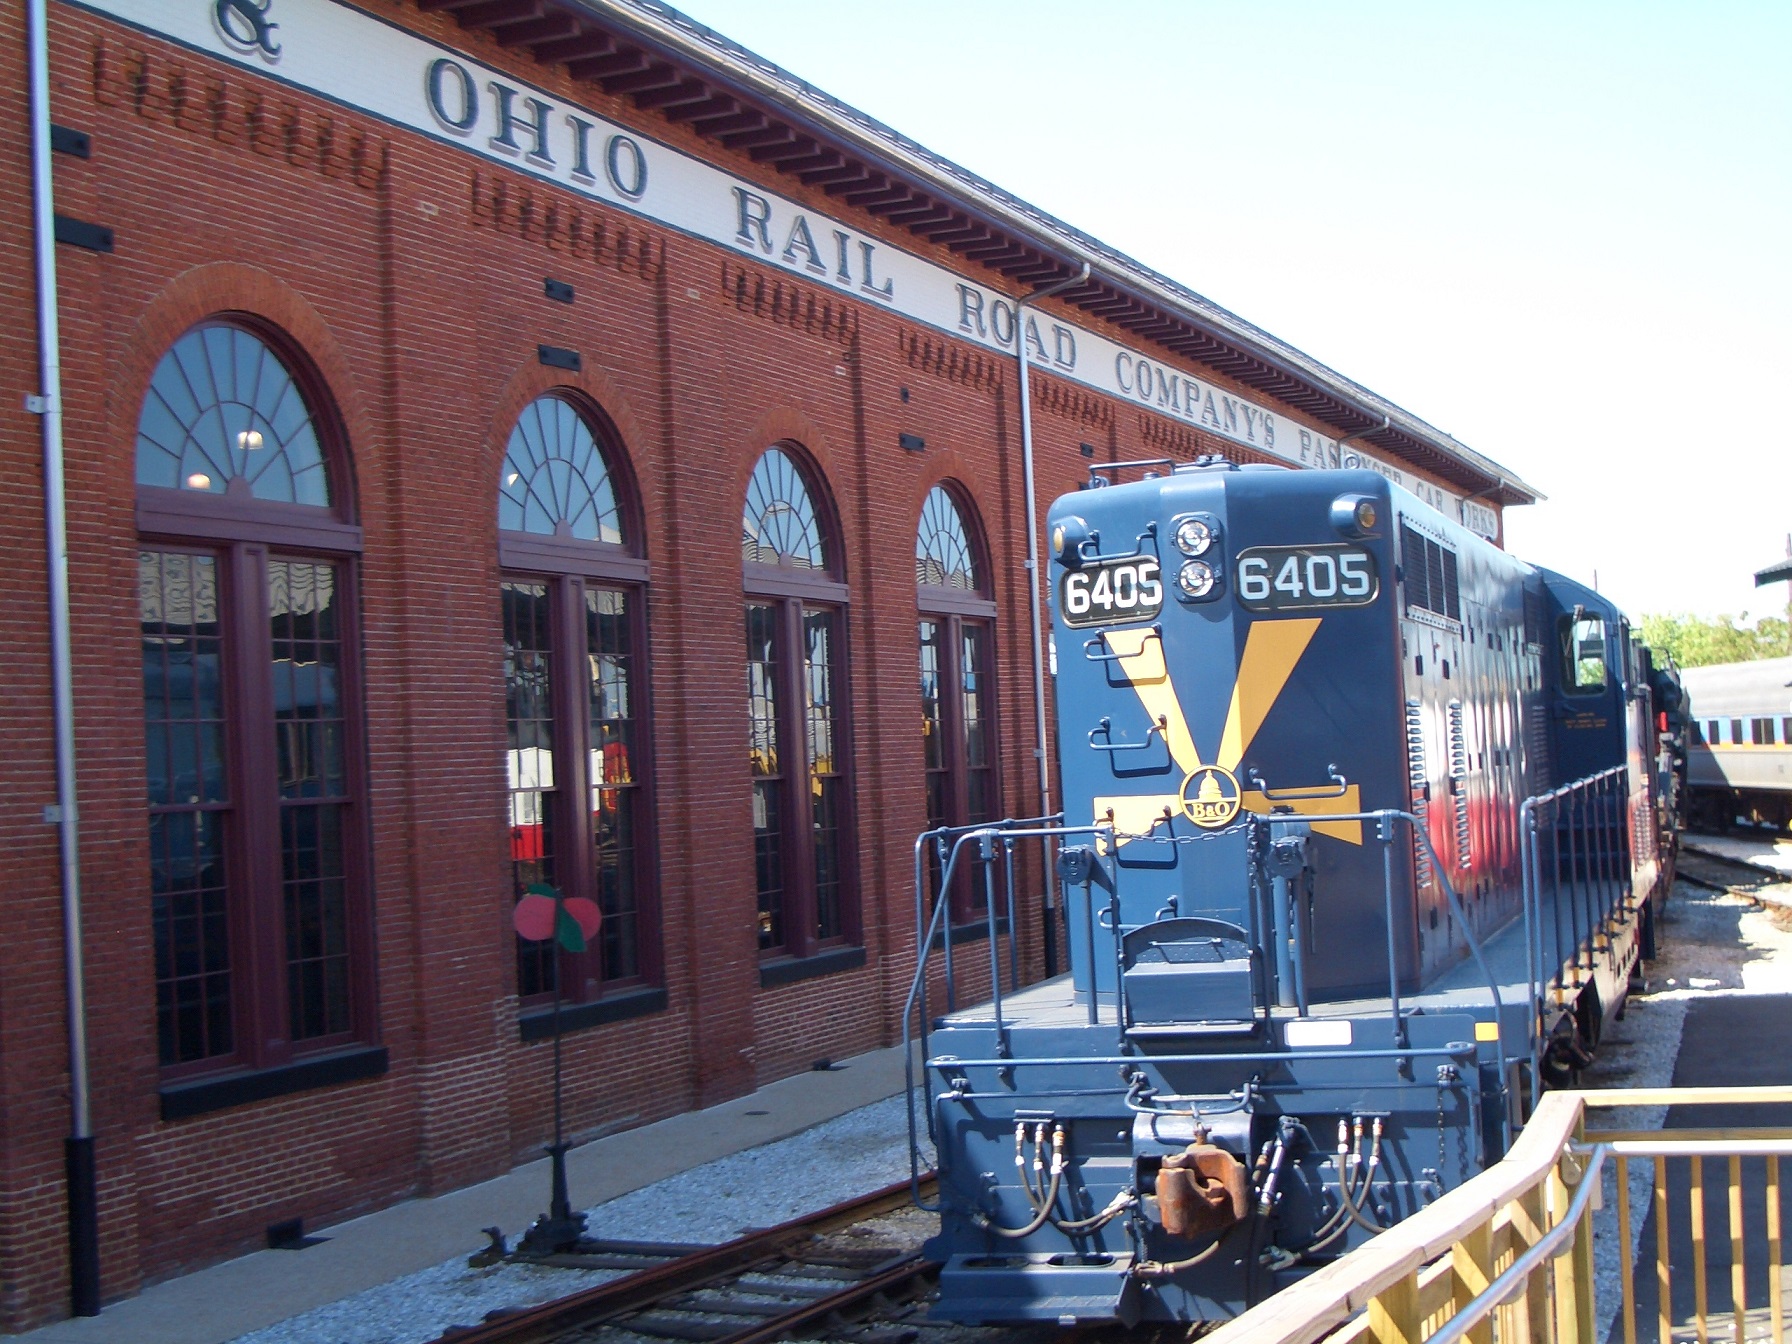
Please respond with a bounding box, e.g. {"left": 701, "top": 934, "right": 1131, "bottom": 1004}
{"left": 1069, "top": 525, "right": 1161, "bottom": 568}
{"left": 1083, "top": 625, "right": 1163, "bottom": 663}
{"left": 1247, "top": 764, "right": 1350, "bottom": 800}
{"left": 1088, "top": 715, "right": 1168, "bottom": 753}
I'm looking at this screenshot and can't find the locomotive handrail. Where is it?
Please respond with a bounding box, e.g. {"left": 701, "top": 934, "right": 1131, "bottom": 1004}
{"left": 927, "top": 1043, "right": 1481, "bottom": 1071}
{"left": 1518, "top": 766, "right": 1629, "bottom": 1090}
{"left": 1085, "top": 457, "right": 1179, "bottom": 487}
{"left": 1226, "top": 806, "right": 1511, "bottom": 1123}
{"left": 903, "top": 816, "right": 1085, "bottom": 1213}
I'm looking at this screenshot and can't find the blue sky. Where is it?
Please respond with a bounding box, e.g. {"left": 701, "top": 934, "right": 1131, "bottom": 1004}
{"left": 671, "top": 0, "right": 1792, "bottom": 623}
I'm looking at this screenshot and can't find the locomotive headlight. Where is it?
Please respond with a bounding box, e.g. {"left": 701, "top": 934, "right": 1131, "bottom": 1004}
{"left": 1174, "top": 517, "right": 1214, "bottom": 556}
{"left": 1177, "top": 559, "right": 1216, "bottom": 598}
{"left": 1052, "top": 515, "right": 1092, "bottom": 568}
{"left": 1330, "top": 492, "right": 1380, "bottom": 538}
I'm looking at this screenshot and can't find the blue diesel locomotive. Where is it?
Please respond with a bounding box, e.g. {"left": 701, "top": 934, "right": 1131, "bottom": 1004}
{"left": 908, "top": 458, "right": 1683, "bottom": 1325}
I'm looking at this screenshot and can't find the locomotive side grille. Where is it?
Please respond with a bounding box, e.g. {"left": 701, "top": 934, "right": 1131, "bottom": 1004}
{"left": 1448, "top": 699, "right": 1472, "bottom": 868}
{"left": 1401, "top": 524, "right": 1462, "bottom": 623}
{"left": 1523, "top": 588, "right": 1546, "bottom": 648}
{"left": 1406, "top": 697, "right": 1433, "bottom": 887}
{"left": 1401, "top": 524, "right": 1431, "bottom": 613}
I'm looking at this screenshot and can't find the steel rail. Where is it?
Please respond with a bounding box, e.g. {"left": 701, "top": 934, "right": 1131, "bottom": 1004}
{"left": 434, "top": 1174, "right": 937, "bottom": 1344}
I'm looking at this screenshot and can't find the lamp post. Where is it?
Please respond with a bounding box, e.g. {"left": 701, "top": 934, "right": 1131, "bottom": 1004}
{"left": 512, "top": 883, "right": 601, "bottom": 1255}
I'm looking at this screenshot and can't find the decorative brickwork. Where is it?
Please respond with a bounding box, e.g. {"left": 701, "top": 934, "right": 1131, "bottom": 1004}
{"left": 93, "top": 37, "right": 387, "bottom": 189}
{"left": 897, "top": 327, "right": 1004, "bottom": 391}
{"left": 471, "top": 170, "right": 666, "bottom": 276}
{"left": 1138, "top": 412, "right": 1278, "bottom": 466}
{"left": 720, "top": 259, "right": 859, "bottom": 343}
{"left": 1034, "top": 375, "right": 1113, "bottom": 429}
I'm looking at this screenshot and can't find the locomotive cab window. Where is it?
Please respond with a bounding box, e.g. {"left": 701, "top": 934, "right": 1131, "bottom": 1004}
{"left": 1560, "top": 614, "right": 1607, "bottom": 694}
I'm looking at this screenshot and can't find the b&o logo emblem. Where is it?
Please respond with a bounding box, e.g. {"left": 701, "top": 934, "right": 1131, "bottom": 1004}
{"left": 214, "top": 0, "right": 282, "bottom": 61}
{"left": 1179, "top": 765, "right": 1241, "bottom": 830}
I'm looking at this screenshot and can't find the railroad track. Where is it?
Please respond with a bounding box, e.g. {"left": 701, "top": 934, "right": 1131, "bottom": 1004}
{"left": 438, "top": 1176, "right": 940, "bottom": 1344}
{"left": 1677, "top": 838, "right": 1792, "bottom": 902}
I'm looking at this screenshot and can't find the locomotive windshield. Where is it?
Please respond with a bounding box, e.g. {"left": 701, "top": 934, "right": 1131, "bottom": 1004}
{"left": 1561, "top": 613, "right": 1608, "bottom": 693}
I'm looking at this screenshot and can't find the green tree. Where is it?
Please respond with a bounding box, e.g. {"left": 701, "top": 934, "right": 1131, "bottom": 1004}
{"left": 1638, "top": 612, "right": 1791, "bottom": 668}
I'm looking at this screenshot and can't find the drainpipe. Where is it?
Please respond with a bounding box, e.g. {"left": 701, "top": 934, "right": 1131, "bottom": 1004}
{"left": 1333, "top": 413, "right": 1391, "bottom": 462}
{"left": 28, "top": 0, "right": 100, "bottom": 1316}
{"left": 1015, "top": 262, "right": 1089, "bottom": 977}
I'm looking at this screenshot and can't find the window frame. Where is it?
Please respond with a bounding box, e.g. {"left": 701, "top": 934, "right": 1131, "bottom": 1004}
{"left": 916, "top": 484, "right": 1000, "bottom": 925}
{"left": 136, "top": 319, "right": 377, "bottom": 1086}
{"left": 497, "top": 393, "right": 660, "bottom": 1016}
{"left": 742, "top": 447, "right": 859, "bottom": 967}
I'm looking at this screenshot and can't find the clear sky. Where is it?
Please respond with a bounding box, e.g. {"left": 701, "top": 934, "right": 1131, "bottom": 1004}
{"left": 670, "top": 0, "right": 1791, "bottom": 624}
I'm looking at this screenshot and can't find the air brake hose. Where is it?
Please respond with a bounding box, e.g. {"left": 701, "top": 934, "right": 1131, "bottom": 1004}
{"left": 976, "top": 1125, "right": 1067, "bottom": 1238}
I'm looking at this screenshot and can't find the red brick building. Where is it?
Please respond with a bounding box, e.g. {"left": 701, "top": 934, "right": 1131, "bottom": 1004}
{"left": 0, "top": 0, "right": 1534, "bottom": 1327}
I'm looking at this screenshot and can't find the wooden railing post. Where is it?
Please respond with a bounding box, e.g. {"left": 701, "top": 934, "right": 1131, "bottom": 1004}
{"left": 1769, "top": 1154, "right": 1784, "bottom": 1344}
{"left": 1730, "top": 1154, "right": 1746, "bottom": 1344}
{"left": 1452, "top": 1223, "right": 1495, "bottom": 1344}
{"left": 1517, "top": 1184, "right": 1552, "bottom": 1344}
{"left": 1550, "top": 1156, "right": 1579, "bottom": 1344}
{"left": 1658, "top": 1155, "right": 1675, "bottom": 1344}
{"left": 1570, "top": 1120, "right": 1596, "bottom": 1344}
{"left": 1616, "top": 1154, "right": 1638, "bottom": 1344}
{"left": 1367, "top": 1270, "right": 1421, "bottom": 1344}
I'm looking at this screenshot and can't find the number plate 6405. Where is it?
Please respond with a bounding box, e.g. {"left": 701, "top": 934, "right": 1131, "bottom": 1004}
{"left": 1058, "top": 556, "right": 1164, "bottom": 628}
{"left": 1235, "top": 545, "right": 1379, "bottom": 612}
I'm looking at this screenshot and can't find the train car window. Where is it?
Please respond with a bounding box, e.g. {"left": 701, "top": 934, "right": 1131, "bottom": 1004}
{"left": 1731, "top": 718, "right": 1745, "bottom": 744}
{"left": 1752, "top": 718, "right": 1771, "bottom": 745}
{"left": 1707, "top": 719, "right": 1722, "bottom": 744}
{"left": 136, "top": 320, "right": 375, "bottom": 1081}
{"left": 1691, "top": 721, "right": 1705, "bottom": 744}
{"left": 1782, "top": 716, "right": 1792, "bottom": 744}
{"left": 1559, "top": 615, "right": 1607, "bottom": 694}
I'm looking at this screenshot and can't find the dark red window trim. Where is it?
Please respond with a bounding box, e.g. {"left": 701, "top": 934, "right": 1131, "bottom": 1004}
{"left": 744, "top": 587, "right": 859, "bottom": 962}
{"left": 501, "top": 563, "right": 663, "bottom": 1013}
{"left": 917, "top": 483, "right": 1001, "bottom": 924}
{"left": 136, "top": 318, "right": 377, "bottom": 1089}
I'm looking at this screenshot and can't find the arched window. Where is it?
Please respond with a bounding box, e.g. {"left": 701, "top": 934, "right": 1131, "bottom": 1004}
{"left": 742, "top": 447, "right": 856, "bottom": 969}
{"left": 917, "top": 485, "right": 999, "bottom": 921}
{"left": 498, "top": 395, "right": 656, "bottom": 1021}
{"left": 136, "top": 322, "right": 375, "bottom": 1088}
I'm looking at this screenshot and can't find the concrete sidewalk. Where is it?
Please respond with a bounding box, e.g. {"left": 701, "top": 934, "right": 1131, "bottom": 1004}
{"left": 23, "top": 1043, "right": 914, "bottom": 1344}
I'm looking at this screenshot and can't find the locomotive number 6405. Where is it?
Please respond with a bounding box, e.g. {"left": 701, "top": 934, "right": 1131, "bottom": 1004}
{"left": 1236, "top": 544, "right": 1379, "bottom": 612}
{"left": 1058, "top": 555, "right": 1164, "bottom": 627}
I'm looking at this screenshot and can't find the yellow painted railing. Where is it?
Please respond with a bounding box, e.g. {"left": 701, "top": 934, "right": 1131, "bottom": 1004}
{"left": 1203, "top": 1087, "right": 1792, "bottom": 1344}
